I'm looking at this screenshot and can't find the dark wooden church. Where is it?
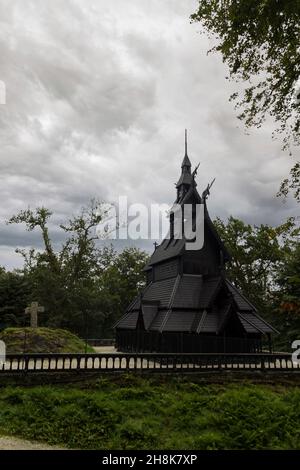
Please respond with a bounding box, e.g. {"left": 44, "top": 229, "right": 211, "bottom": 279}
{"left": 115, "top": 134, "right": 277, "bottom": 353}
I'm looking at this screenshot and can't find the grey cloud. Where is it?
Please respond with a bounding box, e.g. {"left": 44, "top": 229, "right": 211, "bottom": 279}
{"left": 0, "top": 0, "right": 298, "bottom": 270}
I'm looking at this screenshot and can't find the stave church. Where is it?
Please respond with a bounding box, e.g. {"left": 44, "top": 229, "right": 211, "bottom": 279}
{"left": 114, "top": 134, "right": 277, "bottom": 353}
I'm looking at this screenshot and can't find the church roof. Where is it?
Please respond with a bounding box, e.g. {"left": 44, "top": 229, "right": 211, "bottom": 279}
{"left": 176, "top": 171, "right": 193, "bottom": 188}
{"left": 144, "top": 205, "right": 230, "bottom": 268}
{"left": 163, "top": 310, "right": 196, "bottom": 332}
{"left": 141, "top": 304, "right": 158, "bottom": 330}
{"left": 126, "top": 275, "right": 222, "bottom": 312}
{"left": 115, "top": 274, "right": 278, "bottom": 335}
{"left": 238, "top": 312, "right": 278, "bottom": 334}
{"left": 172, "top": 275, "right": 203, "bottom": 308}
{"left": 225, "top": 279, "right": 257, "bottom": 311}
{"left": 181, "top": 153, "right": 191, "bottom": 169}
{"left": 115, "top": 310, "right": 139, "bottom": 329}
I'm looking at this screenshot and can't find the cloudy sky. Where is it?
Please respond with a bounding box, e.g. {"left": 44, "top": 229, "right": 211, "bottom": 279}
{"left": 0, "top": 0, "right": 298, "bottom": 269}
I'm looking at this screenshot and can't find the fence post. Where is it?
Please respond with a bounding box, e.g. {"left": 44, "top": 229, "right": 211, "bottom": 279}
{"left": 23, "top": 355, "right": 29, "bottom": 373}
{"left": 218, "top": 355, "right": 222, "bottom": 371}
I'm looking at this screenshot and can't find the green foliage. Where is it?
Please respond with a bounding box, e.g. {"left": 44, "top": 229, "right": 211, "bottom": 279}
{"left": 274, "top": 242, "right": 300, "bottom": 347}
{"left": 277, "top": 241, "right": 300, "bottom": 310}
{"left": 97, "top": 247, "right": 149, "bottom": 336}
{"left": 214, "top": 216, "right": 297, "bottom": 308}
{"left": 0, "top": 379, "right": 299, "bottom": 449}
{"left": 6, "top": 201, "right": 149, "bottom": 338}
{"left": 0, "top": 270, "right": 31, "bottom": 329}
{"left": 191, "top": 0, "right": 300, "bottom": 147}
{"left": 278, "top": 162, "right": 300, "bottom": 202}
{"left": 215, "top": 216, "right": 300, "bottom": 349}
{"left": 0, "top": 327, "right": 94, "bottom": 353}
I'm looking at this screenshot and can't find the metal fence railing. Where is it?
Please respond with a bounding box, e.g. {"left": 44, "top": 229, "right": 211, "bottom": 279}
{"left": 0, "top": 352, "right": 299, "bottom": 374}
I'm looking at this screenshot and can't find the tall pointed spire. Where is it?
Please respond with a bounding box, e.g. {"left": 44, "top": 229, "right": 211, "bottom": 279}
{"left": 176, "top": 129, "right": 193, "bottom": 192}
{"left": 181, "top": 129, "right": 191, "bottom": 170}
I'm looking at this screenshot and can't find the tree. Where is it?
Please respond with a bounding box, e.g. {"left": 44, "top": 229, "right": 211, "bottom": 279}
{"left": 276, "top": 241, "right": 300, "bottom": 314}
{"left": 7, "top": 201, "right": 106, "bottom": 332}
{"left": 7, "top": 201, "right": 149, "bottom": 338}
{"left": 0, "top": 269, "right": 31, "bottom": 329}
{"left": 215, "top": 215, "right": 300, "bottom": 350}
{"left": 215, "top": 216, "right": 298, "bottom": 312}
{"left": 191, "top": 0, "right": 300, "bottom": 198}
{"left": 272, "top": 240, "right": 300, "bottom": 349}
{"left": 97, "top": 247, "right": 149, "bottom": 336}
{"left": 278, "top": 161, "right": 300, "bottom": 202}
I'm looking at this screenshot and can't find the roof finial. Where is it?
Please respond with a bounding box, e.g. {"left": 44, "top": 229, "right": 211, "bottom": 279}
{"left": 202, "top": 178, "right": 216, "bottom": 202}
{"left": 185, "top": 129, "right": 188, "bottom": 156}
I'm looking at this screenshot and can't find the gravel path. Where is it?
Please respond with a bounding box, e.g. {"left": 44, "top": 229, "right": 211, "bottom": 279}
{"left": 0, "top": 436, "right": 63, "bottom": 450}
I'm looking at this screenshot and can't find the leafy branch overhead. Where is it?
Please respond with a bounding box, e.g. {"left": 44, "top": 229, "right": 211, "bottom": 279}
{"left": 191, "top": 0, "right": 300, "bottom": 143}
{"left": 191, "top": 0, "right": 300, "bottom": 200}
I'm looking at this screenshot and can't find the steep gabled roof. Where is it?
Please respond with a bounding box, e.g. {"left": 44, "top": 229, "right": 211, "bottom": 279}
{"left": 114, "top": 311, "right": 139, "bottom": 329}
{"left": 226, "top": 280, "right": 257, "bottom": 311}
{"left": 238, "top": 312, "right": 278, "bottom": 334}
{"left": 149, "top": 310, "right": 169, "bottom": 331}
{"left": 198, "top": 276, "right": 222, "bottom": 308}
{"left": 141, "top": 303, "right": 159, "bottom": 330}
{"left": 142, "top": 277, "right": 178, "bottom": 308}
{"left": 217, "top": 303, "right": 233, "bottom": 334}
{"left": 145, "top": 203, "right": 230, "bottom": 268}
{"left": 172, "top": 274, "right": 203, "bottom": 309}
{"left": 176, "top": 171, "right": 193, "bottom": 188}
{"left": 163, "top": 310, "right": 196, "bottom": 332}
{"left": 145, "top": 237, "right": 186, "bottom": 267}
{"left": 198, "top": 310, "right": 218, "bottom": 333}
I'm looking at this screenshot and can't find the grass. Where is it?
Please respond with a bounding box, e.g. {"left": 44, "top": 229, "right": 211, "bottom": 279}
{"left": 0, "top": 327, "right": 94, "bottom": 353}
{"left": 0, "top": 375, "right": 299, "bottom": 449}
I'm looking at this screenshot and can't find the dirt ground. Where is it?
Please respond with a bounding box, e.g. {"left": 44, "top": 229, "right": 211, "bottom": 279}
{"left": 0, "top": 436, "right": 63, "bottom": 450}
{"left": 93, "top": 346, "right": 117, "bottom": 353}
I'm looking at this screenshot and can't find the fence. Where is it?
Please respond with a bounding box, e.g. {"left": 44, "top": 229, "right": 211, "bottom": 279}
{"left": 0, "top": 352, "right": 299, "bottom": 374}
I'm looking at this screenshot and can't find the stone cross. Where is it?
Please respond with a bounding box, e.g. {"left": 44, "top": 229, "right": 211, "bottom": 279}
{"left": 25, "top": 302, "right": 45, "bottom": 328}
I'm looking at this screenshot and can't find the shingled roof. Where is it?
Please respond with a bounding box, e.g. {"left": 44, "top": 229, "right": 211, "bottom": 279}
{"left": 226, "top": 280, "right": 257, "bottom": 311}
{"left": 114, "top": 311, "right": 139, "bottom": 329}
{"left": 238, "top": 312, "right": 278, "bottom": 334}
{"left": 172, "top": 275, "right": 203, "bottom": 309}
{"left": 144, "top": 206, "right": 230, "bottom": 268}
{"left": 116, "top": 273, "right": 278, "bottom": 336}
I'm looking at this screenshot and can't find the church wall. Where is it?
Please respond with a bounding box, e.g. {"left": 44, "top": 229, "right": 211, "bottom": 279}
{"left": 115, "top": 329, "right": 263, "bottom": 353}
{"left": 153, "top": 259, "right": 179, "bottom": 281}
{"left": 182, "top": 225, "right": 221, "bottom": 275}
{"left": 146, "top": 269, "right": 153, "bottom": 285}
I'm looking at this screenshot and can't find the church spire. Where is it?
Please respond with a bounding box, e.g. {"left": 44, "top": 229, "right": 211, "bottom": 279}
{"left": 181, "top": 129, "right": 191, "bottom": 170}
{"left": 176, "top": 129, "right": 193, "bottom": 194}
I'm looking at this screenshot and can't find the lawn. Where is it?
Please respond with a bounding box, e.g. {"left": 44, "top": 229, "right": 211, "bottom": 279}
{"left": 0, "top": 376, "right": 299, "bottom": 450}
{"left": 0, "top": 327, "right": 94, "bottom": 353}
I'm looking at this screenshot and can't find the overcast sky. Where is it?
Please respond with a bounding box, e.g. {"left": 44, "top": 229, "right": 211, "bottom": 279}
{"left": 0, "top": 0, "right": 298, "bottom": 269}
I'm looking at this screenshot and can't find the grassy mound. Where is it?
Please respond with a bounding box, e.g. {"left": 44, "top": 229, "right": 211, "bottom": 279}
{"left": 0, "top": 377, "right": 299, "bottom": 449}
{"left": 0, "top": 327, "right": 94, "bottom": 353}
